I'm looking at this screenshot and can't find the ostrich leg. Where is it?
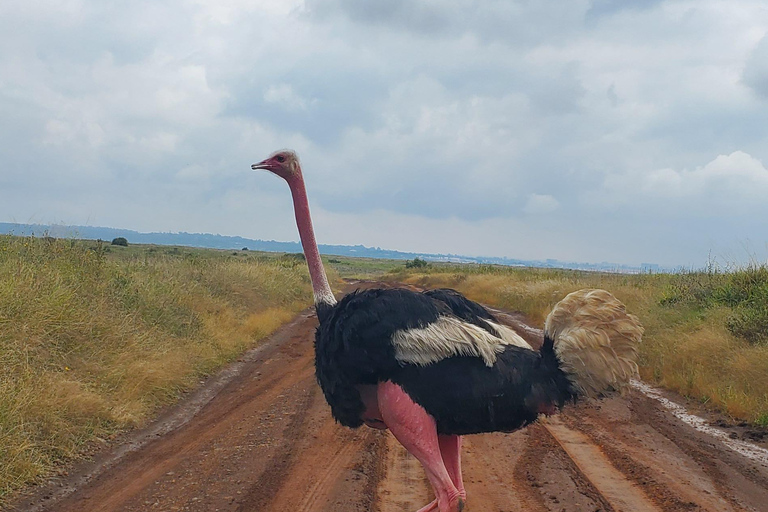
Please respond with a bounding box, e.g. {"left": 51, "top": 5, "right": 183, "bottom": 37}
{"left": 377, "top": 381, "right": 465, "bottom": 512}
{"left": 439, "top": 435, "right": 465, "bottom": 498}
{"left": 419, "top": 435, "right": 466, "bottom": 512}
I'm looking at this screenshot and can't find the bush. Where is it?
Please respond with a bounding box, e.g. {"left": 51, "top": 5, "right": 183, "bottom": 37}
{"left": 727, "top": 305, "right": 768, "bottom": 344}
{"left": 657, "top": 264, "right": 768, "bottom": 344}
{"left": 279, "top": 253, "right": 306, "bottom": 268}
{"left": 111, "top": 237, "right": 128, "bottom": 247}
{"left": 405, "top": 257, "right": 429, "bottom": 269}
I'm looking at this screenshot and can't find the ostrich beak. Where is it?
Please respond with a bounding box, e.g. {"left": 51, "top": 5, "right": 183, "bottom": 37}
{"left": 251, "top": 159, "right": 270, "bottom": 171}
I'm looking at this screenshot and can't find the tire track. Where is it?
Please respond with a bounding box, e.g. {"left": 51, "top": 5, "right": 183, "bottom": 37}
{"left": 375, "top": 434, "right": 432, "bottom": 512}
{"left": 462, "top": 432, "right": 545, "bottom": 511}
{"left": 294, "top": 435, "right": 365, "bottom": 512}
{"left": 543, "top": 416, "right": 661, "bottom": 511}
{"left": 563, "top": 395, "right": 768, "bottom": 512}
{"left": 255, "top": 399, "right": 373, "bottom": 512}
{"left": 235, "top": 385, "right": 318, "bottom": 512}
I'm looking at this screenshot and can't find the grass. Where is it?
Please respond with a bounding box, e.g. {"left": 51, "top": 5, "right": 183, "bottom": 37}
{"left": 375, "top": 262, "right": 768, "bottom": 426}
{"left": 0, "top": 236, "right": 319, "bottom": 503}
{"left": 324, "top": 255, "right": 405, "bottom": 279}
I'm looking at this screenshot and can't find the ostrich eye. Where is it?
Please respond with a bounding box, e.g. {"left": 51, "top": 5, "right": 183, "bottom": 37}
{"left": 276, "top": 155, "right": 286, "bottom": 163}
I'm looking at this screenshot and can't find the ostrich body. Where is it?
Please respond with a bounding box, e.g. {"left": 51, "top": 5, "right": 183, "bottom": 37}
{"left": 252, "top": 150, "right": 643, "bottom": 512}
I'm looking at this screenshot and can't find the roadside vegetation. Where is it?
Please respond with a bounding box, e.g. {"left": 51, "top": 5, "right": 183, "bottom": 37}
{"left": 0, "top": 236, "right": 323, "bottom": 502}
{"left": 374, "top": 262, "right": 768, "bottom": 428}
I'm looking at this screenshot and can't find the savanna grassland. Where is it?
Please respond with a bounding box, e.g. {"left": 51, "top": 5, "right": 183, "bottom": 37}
{"left": 0, "top": 236, "right": 326, "bottom": 502}
{"left": 382, "top": 261, "right": 768, "bottom": 428}
{"left": 2, "top": 237, "right": 768, "bottom": 506}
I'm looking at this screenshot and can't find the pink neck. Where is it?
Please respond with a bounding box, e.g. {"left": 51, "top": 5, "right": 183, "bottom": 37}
{"left": 286, "top": 171, "right": 336, "bottom": 306}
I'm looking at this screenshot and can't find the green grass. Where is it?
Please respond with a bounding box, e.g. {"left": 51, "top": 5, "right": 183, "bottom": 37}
{"left": 0, "top": 236, "right": 317, "bottom": 503}
{"left": 660, "top": 264, "right": 768, "bottom": 344}
{"left": 324, "top": 254, "right": 406, "bottom": 279}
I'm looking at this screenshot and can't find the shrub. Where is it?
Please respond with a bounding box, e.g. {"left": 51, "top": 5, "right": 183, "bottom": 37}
{"left": 279, "top": 253, "right": 306, "bottom": 268}
{"left": 727, "top": 305, "right": 768, "bottom": 344}
{"left": 111, "top": 237, "right": 128, "bottom": 247}
{"left": 657, "top": 263, "right": 768, "bottom": 344}
{"left": 405, "top": 257, "right": 429, "bottom": 269}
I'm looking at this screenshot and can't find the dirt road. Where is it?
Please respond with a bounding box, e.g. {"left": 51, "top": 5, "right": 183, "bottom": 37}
{"left": 11, "top": 289, "right": 768, "bottom": 512}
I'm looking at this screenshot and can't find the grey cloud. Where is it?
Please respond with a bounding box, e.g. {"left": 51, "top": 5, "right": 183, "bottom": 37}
{"left": 307, "top": 0, "right": 453, "bottom": 35}
{"left": 225, "top": 69, "right": 388, "bottom": 145}
{"left": 525, "top": 63, "right": 586, "bottom": 115}
{"left": 743, "top": 35, "right": 768, "bottom": 99}
{"left": 585, "top": 0, "right": 665, "bottom": 21}
{"left": 305, "top": 0, "right": 590, "bottom": 46}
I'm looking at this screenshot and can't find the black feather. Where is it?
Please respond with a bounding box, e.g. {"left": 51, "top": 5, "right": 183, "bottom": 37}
{"left": 314, "top": 287, "right": 575, "bottom": 433}
{"left": 391, "top": 345, "right": 575, "bottom": 435}
{"left": 314, "top": 288, "right": 448, "bottom": 427}
{"left": 424, "top": 288, "right": 502, "bottom": 337}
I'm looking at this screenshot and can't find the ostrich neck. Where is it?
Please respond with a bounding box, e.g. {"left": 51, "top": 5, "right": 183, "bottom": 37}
{"left": 287, "top": 173, "right": 336, "bottom": 307}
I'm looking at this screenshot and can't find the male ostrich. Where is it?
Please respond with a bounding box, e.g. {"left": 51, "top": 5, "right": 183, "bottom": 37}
{"left": 252, "top": 150, "right": 643, "bottom": 512}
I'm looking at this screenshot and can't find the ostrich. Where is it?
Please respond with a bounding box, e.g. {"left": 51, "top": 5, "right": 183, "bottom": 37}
{"left": 251, "top": 149, "right": 643, "bottom": 512}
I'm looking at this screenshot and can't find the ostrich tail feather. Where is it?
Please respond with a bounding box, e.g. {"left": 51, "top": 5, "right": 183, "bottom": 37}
{"left": 544, "top": 289, "right": 643, "bottom": 398}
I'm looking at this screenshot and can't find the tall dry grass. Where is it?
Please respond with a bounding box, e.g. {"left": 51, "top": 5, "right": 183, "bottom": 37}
{"left": 0, "top": 236, "right": 314, "bottom": 502}
{"left": 392, "top": 265, "right": 768, "bottom": 426}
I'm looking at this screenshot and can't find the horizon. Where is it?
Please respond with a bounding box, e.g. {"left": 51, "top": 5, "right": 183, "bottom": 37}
{"left": 2, "top": 1, "right": 768, "bottom": 268}
{"left": 1, "top": 215, "right": 764, "bottom": 271}
{"left": 0, "top": 220, "right": 708, "bottom": 273}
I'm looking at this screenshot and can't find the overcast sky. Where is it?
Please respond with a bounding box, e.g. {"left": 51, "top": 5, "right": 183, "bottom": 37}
{"left": 2, "top": 0, "right": 768, "bottom": 267}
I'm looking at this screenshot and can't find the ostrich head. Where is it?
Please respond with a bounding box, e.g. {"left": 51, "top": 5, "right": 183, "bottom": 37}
{"left": 251, "top": 149, "right": 301, "bottom": 181}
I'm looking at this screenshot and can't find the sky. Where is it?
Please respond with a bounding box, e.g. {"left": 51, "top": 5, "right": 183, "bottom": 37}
{"left": 1, "top": 0, "right": 768, "bottom": 268}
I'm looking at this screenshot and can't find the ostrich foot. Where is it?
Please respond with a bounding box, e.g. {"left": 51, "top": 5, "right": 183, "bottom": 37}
{"left": 417, "top": 485, "right": 466, "bottom": 512}
{"left": 416, "top": 496, "right": 465, "bottom": 512}
{"left": 416, "top": 499, "right": 438, "bottom": 512}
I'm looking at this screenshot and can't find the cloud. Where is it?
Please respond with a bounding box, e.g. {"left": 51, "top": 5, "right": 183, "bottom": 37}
{"left": 524, "top": 194, "right": 560, "bottom": 215}
{"left": 585, "top": 0, "right": 664, "bottom": 21}
{"left": 601, "top": 151, "right": 768, "bottom": 208}
{"left": 2, "top": 0, "right": 768, "bottom": 267}
{"left": 263, "top": 84, "right": 317, "bottom": 111}
{"left": 305, "top": 0, "right": 590, "bottom": 46}
{"left": 743, "top": 34, "right": 768, "bottom": 98}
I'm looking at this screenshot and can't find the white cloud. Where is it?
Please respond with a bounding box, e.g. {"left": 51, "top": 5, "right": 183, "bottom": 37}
{"left": 689, "top": 151, "right": 768, "bottom": 194}
{"left": 524, "top": 194, "right": 560, "bottom": 215}
{"left": 263, "top": 84, "right": 316, "bottom": 111}
{"left": 601, "top": 151, "right": 768, "bottom": 211}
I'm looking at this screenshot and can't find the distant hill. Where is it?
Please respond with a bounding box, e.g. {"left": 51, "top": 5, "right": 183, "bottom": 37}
{"left": 0, "top": 222, "right": 666, "bottom": 273}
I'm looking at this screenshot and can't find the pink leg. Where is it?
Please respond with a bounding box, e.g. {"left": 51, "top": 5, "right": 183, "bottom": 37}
{"left": 439, "top": 435, "right": 465, "bottom": 498}
{"left": 419, "top": 436, "right": 466, "bottom": 512}
{"left": 377, "top": 381, "right": 464, "bottom": 512}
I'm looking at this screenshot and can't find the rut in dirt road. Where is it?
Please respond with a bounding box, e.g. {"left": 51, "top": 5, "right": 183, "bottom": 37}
{"left": 11, "top": 300, "right": 768, "bottom": 512}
